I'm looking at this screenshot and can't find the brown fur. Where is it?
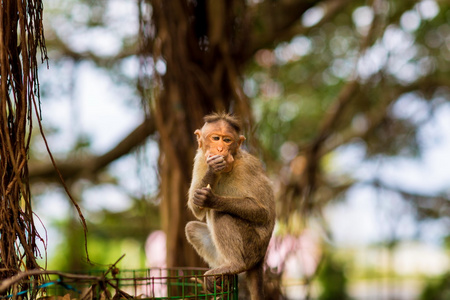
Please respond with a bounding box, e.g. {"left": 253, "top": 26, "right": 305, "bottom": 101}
{"left": 186, "top": 113, "right": 275, "bottom": 300}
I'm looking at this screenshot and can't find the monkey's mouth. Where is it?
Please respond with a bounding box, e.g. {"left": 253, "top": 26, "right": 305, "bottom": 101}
{"left": 205, "top": 153, "right": 235, "bottom": 173}
{"left": 207, "top": 153, "right": 234, "bottom": 164}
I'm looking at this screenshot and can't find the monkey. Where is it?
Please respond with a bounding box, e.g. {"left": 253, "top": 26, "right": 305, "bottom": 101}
{"left": 185, "top": 112, "right": 276, "bottom": 300}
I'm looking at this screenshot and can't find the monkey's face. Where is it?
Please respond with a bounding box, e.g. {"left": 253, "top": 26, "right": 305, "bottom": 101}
{"left": 195, "top": 121, "right": 244, "bottom": 173}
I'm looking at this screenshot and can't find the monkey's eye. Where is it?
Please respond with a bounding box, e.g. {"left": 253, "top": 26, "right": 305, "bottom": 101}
{"left": 223, "top": 137, "right": 232, "bottom": 143}
{"left": 212, "top": 136, "right": 220, "bottom": 141}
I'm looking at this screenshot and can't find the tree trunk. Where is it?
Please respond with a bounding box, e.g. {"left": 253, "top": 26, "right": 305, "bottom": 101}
{"left": 147, "top": 0, "right": 253, "bottom": 268}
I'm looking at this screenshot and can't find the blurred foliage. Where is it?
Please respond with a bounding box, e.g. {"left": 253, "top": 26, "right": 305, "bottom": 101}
{"left": 26, "top": 2, "right": 450, "bottom": 298}
{"left": 245, "top": 0, "right": 450, "bottom": 233}
{"left": 249, "top": 2, "right": 450, "bottom": 163}
{"left": 419, "top": 272, "right": 450, "bottom": 300}
{"left": 317, "top": 254, "right": 351, "bottom": 300}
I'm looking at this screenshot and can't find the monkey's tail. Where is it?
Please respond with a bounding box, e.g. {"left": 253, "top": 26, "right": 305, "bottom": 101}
{"left": 246, "top": 260, "right": 264, "bottom": 300}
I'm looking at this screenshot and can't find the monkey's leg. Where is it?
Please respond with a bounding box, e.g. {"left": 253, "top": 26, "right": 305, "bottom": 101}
{"left": 204, "top": 262, "right": 247, "bottom": 276}
{"left": 204, "top": 262, "right": 247, "bottom": 293}
{"left": 185, "top": 221, "right": 221, "bottom": 267}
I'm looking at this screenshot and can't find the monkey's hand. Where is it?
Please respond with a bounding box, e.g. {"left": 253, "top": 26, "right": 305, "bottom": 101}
{"left": 206, "top": 155, "right": 226, "bottom": 174}
{"left": 193, "top": 186, "right": 217, "bottom": 209}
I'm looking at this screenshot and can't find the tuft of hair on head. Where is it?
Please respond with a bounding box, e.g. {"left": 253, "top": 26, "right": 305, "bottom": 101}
{"left": 203, "top": 111, "right": 242, "bottom": 133}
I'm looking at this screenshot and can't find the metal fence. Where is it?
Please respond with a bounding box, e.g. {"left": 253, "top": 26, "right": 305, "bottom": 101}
{"left": 2, "top": 268, "right": 238, "bottom": 300}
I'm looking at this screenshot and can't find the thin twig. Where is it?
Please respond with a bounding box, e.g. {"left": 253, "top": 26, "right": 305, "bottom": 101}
{"left": 0, "top": 270, "right": 100, "bottom": 293}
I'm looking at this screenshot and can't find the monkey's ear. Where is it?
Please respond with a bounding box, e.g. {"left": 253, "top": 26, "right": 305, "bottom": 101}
{"left": 194, "top": 129, "right": 202, "bottom": 148}
{"left": 238, "top": 135, "right": 246, "bottom": 147}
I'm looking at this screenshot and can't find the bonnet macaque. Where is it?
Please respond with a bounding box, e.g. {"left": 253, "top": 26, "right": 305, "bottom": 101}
{"left": 185, "top": 112, "right": 275, "bottom": 300}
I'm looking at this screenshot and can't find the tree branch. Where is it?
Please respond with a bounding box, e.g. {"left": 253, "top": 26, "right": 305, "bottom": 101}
{"left": 244, "top": 0, "right": 321, "bottom": 57}
{"left": 244, "top": 0, "right": 350, "bottom": 58}
{"left": 371, "top": 179, "right": 450, "bottom": 219}
{"left": 277, "top": 0, "right": 352, "bottom": 45}
{"left": 45, "top": 28, "right": 139, "bottom": 66}
{"left": 320, "top": 77, "right": 450, "bottom": 156}
{"left": 29, "top": 117, "right": 156, "bottom": 182}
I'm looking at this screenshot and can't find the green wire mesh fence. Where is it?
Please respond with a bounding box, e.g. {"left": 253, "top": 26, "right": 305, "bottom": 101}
{"left": 2, "top": 268, "right": 238, "bottom": 299}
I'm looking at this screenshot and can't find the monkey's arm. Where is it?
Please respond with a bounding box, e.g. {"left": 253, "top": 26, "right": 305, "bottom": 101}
{"left": 193, "top": 188, "right": 270, "bottom": 224}
{"left": 188, "top": 185, "right": 207, "bottom": 220}
{"left": 189, "top": 154, "right": 228, "bottom": 219}
{"left": 217, "top": 196, "right": 270, "bottom": 224}
{"left": 198, "top": 168, "right": 217, "bottom": 187}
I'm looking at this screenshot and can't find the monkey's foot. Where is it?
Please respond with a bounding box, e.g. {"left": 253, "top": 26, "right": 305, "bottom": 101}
{"left": 205, "top": 276, "right": 222, "bottom": 294}
{"left": 189, "top": 276, "right": 222, "bottom": 295}
{"left": 204, "top": 275, "right": 232, "bottom": 294}
{"left": 190, "top": 277, "right": 207, "bottom": 294}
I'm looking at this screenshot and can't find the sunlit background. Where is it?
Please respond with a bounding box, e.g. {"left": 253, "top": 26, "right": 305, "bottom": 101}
{"left": 28, "top": 0, "right": 449, "bottom": 299}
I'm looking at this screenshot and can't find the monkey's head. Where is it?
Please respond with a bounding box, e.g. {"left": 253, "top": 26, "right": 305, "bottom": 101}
{"left": 195, "top": 113, "right": 246, "bottom": 173}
